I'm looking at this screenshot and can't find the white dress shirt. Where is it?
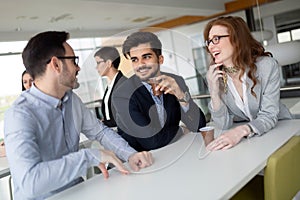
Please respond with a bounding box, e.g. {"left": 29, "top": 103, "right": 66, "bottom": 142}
{"left": 103, "top": 72, "right": 118, "bottom": 120}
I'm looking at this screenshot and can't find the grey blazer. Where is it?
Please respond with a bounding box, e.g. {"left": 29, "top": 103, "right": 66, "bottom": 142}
{"left": 209, "top": 56, "right": 292, "bottom": 135}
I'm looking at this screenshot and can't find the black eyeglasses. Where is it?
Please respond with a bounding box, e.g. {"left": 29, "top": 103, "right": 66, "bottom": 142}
{"left": 205, "top": 35, "right": 229, "bottom": 47}
{"left": 46, "top": 56, "right": 79, "bottom": 66}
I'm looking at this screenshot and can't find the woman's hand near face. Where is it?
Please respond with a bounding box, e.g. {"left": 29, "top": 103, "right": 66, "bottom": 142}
{"left": 206, "top": 63, "right": 224, "bottom": 111}
{"left": 206, "top": 63, "right": 223, "bottom": 96}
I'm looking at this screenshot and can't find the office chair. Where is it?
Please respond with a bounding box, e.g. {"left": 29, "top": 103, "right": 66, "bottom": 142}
{"left": 264, "top": 135, "right": 300, "bottom": 200}
{"left": 231, "top": 135, "right": 300, "bottom": 200}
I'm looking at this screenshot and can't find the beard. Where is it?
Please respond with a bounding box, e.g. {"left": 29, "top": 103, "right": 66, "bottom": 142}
{"left": 136, "top": 64, "right": 160, "bottom": 82}
{"left": 73, "top": 80, "right": 80, "bottom": 89}
{"left": 60, "top": 64, "right": 79, "bottom": 89}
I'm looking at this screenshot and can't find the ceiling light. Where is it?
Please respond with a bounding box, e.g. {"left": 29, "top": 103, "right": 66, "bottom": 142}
{"left": 251, "top": 30, "right": 273, "bottom": 42}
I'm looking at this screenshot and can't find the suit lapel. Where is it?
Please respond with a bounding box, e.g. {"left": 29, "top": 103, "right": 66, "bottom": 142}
{"left": 108, "top": 72, "right": 123, "bottom": 106}
{"left": 223, "top": 90, "right": 246, "bottom": 118}
{"left": 223, "top": 72, "right": 261, "bottom": 120}
{"left": 102, "top": 71, "right": 124, "bottom": 120}
{"left": 101, "top": 87, "right": 108, "bottom": 118}
{"left": 133, "top": 76, "right": 163, "bottom": 126}
{"left": 246, "top": 73, "right": 261, "bottom": 119}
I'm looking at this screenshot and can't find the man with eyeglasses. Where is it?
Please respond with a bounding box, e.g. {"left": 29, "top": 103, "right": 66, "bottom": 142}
{"left": 4, "top": 31, "right": 153, "bottom": 200}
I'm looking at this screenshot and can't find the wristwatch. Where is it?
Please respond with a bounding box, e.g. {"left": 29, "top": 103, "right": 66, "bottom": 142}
{"left": 178, "top": 91, "right": 191, "bottom": 103}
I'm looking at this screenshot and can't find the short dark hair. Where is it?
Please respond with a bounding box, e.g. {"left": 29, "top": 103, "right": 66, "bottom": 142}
{"left": 122, "top": 31, "right": 162, "bottom": 59}
{"left": 22, "top": 31, "right": 69, "bottom": 79}
{"left": 94, "top": 46, "right": 121, "bottom": 69}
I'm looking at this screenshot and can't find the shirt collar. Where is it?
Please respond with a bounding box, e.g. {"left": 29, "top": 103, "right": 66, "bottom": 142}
{"left": 142, "top": 81, "right": 152, "bottom": 93}
{"left": 30, "top": 84, "right": 70, "bottom": 109}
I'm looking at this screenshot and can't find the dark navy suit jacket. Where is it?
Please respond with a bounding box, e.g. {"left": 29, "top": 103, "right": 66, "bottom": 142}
{"left": 113, "top": 72, "right": 206, "bottom": 151}
{"left": 101, "top": 71, "right": 127, "bottom": 127}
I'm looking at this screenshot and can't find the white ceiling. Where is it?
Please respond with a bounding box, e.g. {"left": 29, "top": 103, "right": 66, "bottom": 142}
{"left": 0, "top": 0, "right": 299, "bottom": 42}
{"left": 0, "top": 0, "right": 232, "bottom": 41}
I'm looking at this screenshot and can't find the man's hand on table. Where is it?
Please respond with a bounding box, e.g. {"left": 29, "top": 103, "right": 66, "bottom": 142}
{"left": 97, "top": 149, "right": 153, "bottom": 179}
{"left": 128, "top": 151, "right": 153, "bottom": 171}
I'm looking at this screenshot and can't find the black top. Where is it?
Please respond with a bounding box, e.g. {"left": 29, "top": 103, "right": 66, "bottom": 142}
{"left": 101, "top": 71, "right": 127, "bottom": 127}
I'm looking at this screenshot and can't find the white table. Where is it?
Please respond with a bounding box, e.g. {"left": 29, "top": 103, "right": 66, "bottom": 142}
{"left": 48, "top": 119, "right": 300, "bottom": 200}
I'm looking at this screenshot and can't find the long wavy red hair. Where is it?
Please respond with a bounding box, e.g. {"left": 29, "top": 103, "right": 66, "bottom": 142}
{"left": 203, "top": 16, "right": 272, "bottom": 97}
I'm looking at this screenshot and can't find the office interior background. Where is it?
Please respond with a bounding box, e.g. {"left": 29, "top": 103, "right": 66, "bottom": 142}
{"left": 1, "top": 0, "right": 300, "bottom": 198}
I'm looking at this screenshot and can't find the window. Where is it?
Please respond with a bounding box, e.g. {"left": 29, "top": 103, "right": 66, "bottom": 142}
{"left": 275, "top": 9, "right": 300, "bottom": 43}
{"left": 292, "top": 28, "right": 300, "bottom": 40}
{"left": 0, "top": 37, "right": 105, "bottom": 138}
{"left": 277, "top": 31, "right": 291, "bottom": 43}
{"left": 0, "top": 48, "right": 25, "bottom": 139}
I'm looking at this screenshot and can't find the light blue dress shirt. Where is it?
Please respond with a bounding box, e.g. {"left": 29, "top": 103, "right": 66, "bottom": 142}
{"left": 142, "top": 81, "right": 190, "bottom": 122}
{"left": 142, "top": 82, "right": 165, "bottom": 127}
{"left": 4, "top": 84, "right": 136, "bottom": 200}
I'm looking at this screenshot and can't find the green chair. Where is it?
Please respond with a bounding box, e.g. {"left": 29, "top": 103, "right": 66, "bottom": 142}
{"left": 231, "top": 135, "right": 300, "bottom": 200}
{"left": 264, "top": 135, "right": 300, "bottom": 200}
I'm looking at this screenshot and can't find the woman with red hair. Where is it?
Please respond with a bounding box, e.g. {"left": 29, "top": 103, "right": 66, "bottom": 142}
{"left": 204, "top": 16, "right": 292, "bottom": 150}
